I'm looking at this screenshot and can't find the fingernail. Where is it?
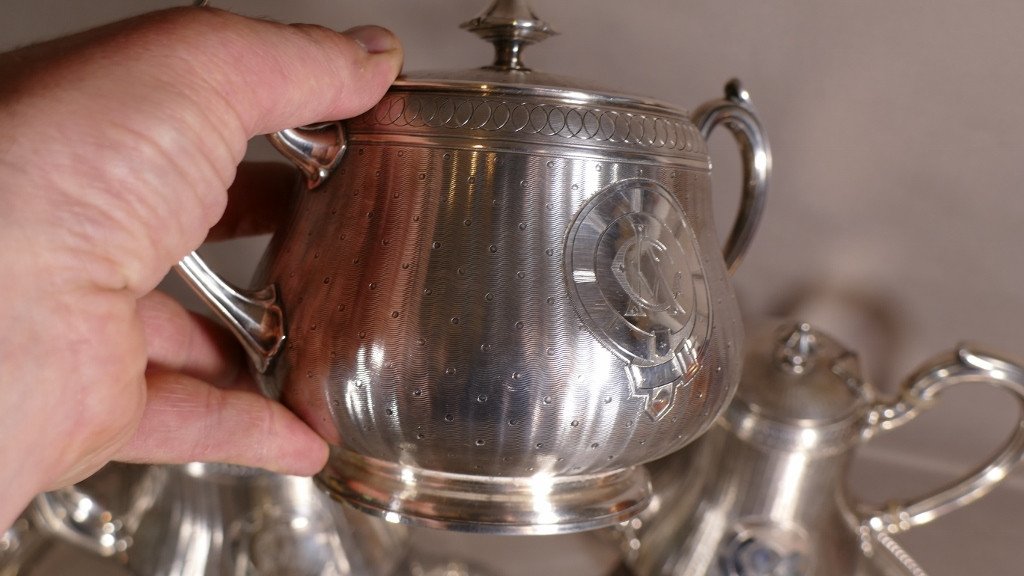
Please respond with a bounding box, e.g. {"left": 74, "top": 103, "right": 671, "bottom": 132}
{"left": 343, "top": 25, "right": 398, "bottom": 54}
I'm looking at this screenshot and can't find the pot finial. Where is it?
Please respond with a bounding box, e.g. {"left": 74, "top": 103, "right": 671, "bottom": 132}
{"left": 461, "top": 0, "right": 556, "bottom": 71}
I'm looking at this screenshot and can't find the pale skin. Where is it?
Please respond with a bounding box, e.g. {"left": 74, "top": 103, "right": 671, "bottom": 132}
{"left": 0, "top": 7, "right": 403, "bottom": 530}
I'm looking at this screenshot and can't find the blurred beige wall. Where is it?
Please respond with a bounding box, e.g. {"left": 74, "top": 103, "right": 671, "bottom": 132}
{"left": 4, "top": 2, "right": 1023, "bottom": 574}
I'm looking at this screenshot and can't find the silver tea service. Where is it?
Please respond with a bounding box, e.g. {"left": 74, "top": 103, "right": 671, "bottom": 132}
{"left": 177, "top": 0, "right": 771, "bottom": 533}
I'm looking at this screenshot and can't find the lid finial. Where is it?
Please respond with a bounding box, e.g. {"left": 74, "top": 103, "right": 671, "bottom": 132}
{"left": 774, "top": 322, "right": 819, "bottom": 375}
{"left": 461, "top": 0, "right": 557, "bottom": 71}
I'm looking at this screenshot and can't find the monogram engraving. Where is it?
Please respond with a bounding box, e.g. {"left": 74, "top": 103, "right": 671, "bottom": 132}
{"left": 612, "top": 221, "right": 688, "bottom": 318}
{"left": 564, "top": 179, "right": 712, "bottom": 420}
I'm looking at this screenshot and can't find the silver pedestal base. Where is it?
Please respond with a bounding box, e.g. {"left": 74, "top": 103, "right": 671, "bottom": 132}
{"left": 317, "top": 450, "right": 652, "bottom": 535}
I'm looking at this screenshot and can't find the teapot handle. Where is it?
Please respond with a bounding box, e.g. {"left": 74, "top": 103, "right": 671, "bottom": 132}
{"left": 692, "top": 79, "right": 771, "bottom": 275}
{"left": 31, "top": 485, "right": 136, "bottom": 557}
{"left": 30, "top": 465, "right": 167, "bottom": 557}
{"left": 175, "top": 122, "right": 347, "bottom": 373}
{"left": 857, "top": 345, "right": 1024, "bottom": 534}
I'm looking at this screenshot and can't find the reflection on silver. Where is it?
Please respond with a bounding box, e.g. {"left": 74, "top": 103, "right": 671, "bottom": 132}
{"left": 32, "top": 463, "right": 162, "bottom": 557}
{"left": 175, "top": 0, "right": 769, "bottom": 533}
{"left": 0, "top": 518, "right": 34, "bottom": 576}
{"left": 692, "top": 79, "right": 770, "bottom": 275}
{"left": 461, "top": 0, "right": 557, "bottom": 71}
{"left": 0, "top": 512, "right": 133, "bottom": 576}
{"left": 860, "top": 345, "right": 1024, "bottom": 534}
{"left": 715, "top": 521, "right": 812, "bottom": 576}
{"left": 26, "top": 464, "right": 408, "bottom": 576}
{"left": 266, "top": 122, "right": 347, "bottom": 188}
{"left": 402, "top": 557, "right": 497, "bottom": 576}
{"left": 175, "top": 253, "right": 284, "bottom": 375}
{"left": 616, "top": 321, "right": 1024, "bottom": 576}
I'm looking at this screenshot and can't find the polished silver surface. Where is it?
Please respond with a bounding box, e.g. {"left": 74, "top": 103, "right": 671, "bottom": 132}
{"left": 0, "top": 513, "right": 133, "bottom": 576}
{"left": 616, "top": 321, "right": 1024, "bottom": 576}
{"left": 461, "top": 0, "right": 556, "bottom": 71}
{"left": 176, "top": 253, "right": 284, "bottom": 374}
{"left": 27, "top": 464, "right": 408, "bottom": 576}
{"left": 32, "top": 463, "right": 162, "bottom": 557}
{"left": 400, "top": 557, "right": 498, "bottom": 576}
{"left": 320, "top": 451, "right": 651, "bottom": 534}
{"left": 266, "top": 122, "right": 347, "bottom": 189}
{"left": 859, "top": 346, "right": 1024, "bottom": 534}
{"left": 176, "top": 0, "right": 770, "bottom": 533}
{"left": 692, "top": 79, "right": 770, "bottom": 274}
{"left": 0, "top": 518, "right": 37, "bottom": 576}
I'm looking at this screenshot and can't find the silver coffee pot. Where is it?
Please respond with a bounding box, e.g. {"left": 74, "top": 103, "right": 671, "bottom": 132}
{"left": 616, "top": 321, "right": 1024, "bottom": 576}
{"left": 176, "top": 0, "right": 771, "bottom": 534}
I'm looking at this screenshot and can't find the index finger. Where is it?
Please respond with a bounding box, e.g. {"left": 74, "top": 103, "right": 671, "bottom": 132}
{"left": 0, "top": 8, "right": 403, "bottom": 295}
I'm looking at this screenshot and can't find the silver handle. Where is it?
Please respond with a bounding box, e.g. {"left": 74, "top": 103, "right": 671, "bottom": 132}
{"left": 32, "top": 486, "right": 135, "bottom": 557}
{"left": 692, "top": 79, "right": 771, "bottom": 275}
{"left": 266, "top": 121, "right": 347, "bottom": 188}
{"left": 859, "top": 345, "right": 1024, "bottom": 534}
{"left": 30, "top": 465, "right": 167, "bottom": 557}
{"left": 175, "top": 122, "right": 346, "bottom": 373}
{"left": 175, "top": 253, "right": 285, "bottom": 374}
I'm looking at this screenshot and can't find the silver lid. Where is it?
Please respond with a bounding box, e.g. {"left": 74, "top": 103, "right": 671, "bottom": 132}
{"left": 349, "top": 0, "right": 708, "bottom": 163}
{"left": 722, "top": 322, "right": 877, "bottom": 454}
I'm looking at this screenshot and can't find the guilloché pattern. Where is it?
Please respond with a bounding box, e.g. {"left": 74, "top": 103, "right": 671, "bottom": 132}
{"left": 349, "top": 93, "right": 709, "bottom": 158}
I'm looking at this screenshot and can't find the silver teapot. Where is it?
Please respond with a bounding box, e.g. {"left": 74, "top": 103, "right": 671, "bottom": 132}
{"left": 177, "top": 0, "right": 771, "bottom": 534}
{"left": 616, "top": 321, "right": 1024, "bottom": 576}
{"left": 28, "top": 463, "right": 407, "bottom": 576}
{"left": 1, "top": 514, "right": 137, "bottom": 576}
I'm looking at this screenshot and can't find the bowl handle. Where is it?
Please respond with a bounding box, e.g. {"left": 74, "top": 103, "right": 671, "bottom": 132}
{"left": 174, "top": 122, "right": 346, "bottom": 373}
{"left": 857, "top": 345, "right": 1024, "bottom": 534}
{"left": 265, "top": 122, "right": 347, "bottom": 188}
{"left": 692, "top": 79, "right": 771, "bottom": 275}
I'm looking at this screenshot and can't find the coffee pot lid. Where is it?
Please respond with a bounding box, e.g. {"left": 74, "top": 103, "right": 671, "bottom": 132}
{"left": 723, "top": 321, "right": 876, "bottom": 453}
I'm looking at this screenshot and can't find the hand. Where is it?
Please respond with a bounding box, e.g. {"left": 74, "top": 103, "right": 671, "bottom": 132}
{"left": 0, "top": 7, "right": 402, "bottom": 529}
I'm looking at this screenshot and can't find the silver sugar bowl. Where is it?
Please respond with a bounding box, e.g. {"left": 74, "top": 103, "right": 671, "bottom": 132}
{"left": 615, "top": 321, "right": 1024, "bottom": 575}
{"left": 178, "top": 0, "right": 771, "bottom": 534}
